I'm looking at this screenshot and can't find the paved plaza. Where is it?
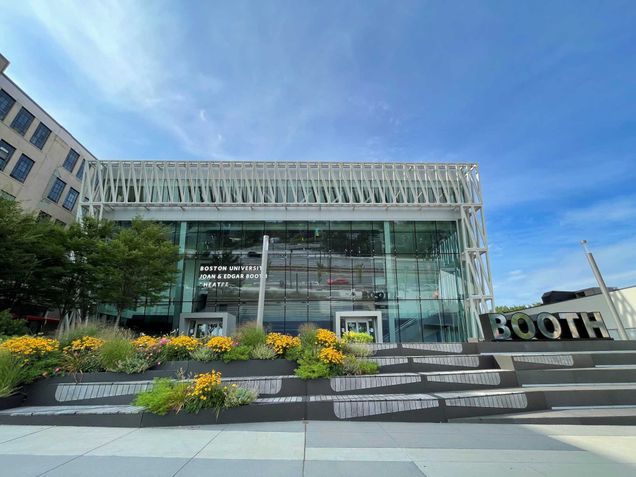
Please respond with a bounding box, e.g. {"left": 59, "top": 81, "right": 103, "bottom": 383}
{"left": 0, "top": 421, "right": 635, "bottom": 476}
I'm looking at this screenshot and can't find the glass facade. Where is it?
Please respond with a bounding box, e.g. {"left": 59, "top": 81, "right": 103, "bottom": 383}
{"left": 120, "top": 220, "right": 469, "bottom": 342}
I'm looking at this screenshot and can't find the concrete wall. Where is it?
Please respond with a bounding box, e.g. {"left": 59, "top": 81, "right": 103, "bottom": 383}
{"left": 0, "top": 57, "right": 97, "bottom": 225}
{"left": 520, "top": 286, "right": 636, "bottom": 340}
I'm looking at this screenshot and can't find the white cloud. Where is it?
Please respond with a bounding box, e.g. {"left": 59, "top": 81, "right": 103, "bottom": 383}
{"left": 560, "top": 195, "right": 636, "bottom": 226}
{"left": 494, "top": 236, "right": 636, "bottom": 305}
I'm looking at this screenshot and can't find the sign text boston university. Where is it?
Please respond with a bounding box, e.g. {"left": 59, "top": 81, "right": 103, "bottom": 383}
{"left": 479, "top": 312, "right": 611, "bottom": 341}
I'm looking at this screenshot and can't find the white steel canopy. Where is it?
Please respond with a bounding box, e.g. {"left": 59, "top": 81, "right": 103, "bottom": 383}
{"left": 79, "top": 160, "right": 494, "bottom": 337}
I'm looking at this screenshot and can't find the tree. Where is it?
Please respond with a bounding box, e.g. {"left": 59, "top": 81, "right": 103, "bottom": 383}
{"left": 495, "top": 304, "right": 542, "bottom": 314}
{"left": 0, "top": 199, "right": 61, "bottom": 311}
{"left": 97, "top": 219, "right": 180, "bottom": 326}
{"left": 42, "top": 217, "right": 116, "bottom": 335}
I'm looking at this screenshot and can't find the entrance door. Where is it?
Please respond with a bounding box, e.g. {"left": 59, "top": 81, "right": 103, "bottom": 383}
{"left": 187, "top": 319, "right": 223, "bottom": 338}
{"left": 334, "top": 311, "right": 383, "bottom": 343}
{"left": 342, "top": 317, "right": 376, "bottom": 341}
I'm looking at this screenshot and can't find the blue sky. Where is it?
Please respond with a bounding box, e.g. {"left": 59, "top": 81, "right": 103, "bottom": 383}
{"left": 2, "top": 0, "right": 635, "bottom": 304}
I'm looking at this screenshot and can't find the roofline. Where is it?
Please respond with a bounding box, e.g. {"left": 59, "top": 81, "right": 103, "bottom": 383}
{"left": 1, "top": 72, "right": 99, "bottom": 161}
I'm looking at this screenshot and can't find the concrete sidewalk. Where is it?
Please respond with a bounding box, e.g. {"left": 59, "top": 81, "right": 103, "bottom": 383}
{"left": 0, "top": 421, "right": 635, "bottom": 476}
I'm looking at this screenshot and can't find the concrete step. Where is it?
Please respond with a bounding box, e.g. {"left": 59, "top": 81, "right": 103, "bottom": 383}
{"left": 308, "top": 370, "right": 518, "bottom": 396}
{"left": 517, "top": 365, "right": 636, "bottom": 386}
{"left": 368, "top": 354, "right": 497, "bottom": 372}
{"left": 454, "top": 406, "right": 636, "bottom": 425}
{"left": 492, "top": 351, "right": 636, "bottom": 371}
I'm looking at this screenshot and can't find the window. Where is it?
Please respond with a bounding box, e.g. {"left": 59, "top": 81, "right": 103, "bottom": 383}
{"left": 37, "top": 211, "right": 51, "bottom": 222}
{"left": 63, "top": 149, "right": 79, "bottom": 172}
{"left": 10, "top": 107, "right": 35, "bottom": 136}
{"left": 0, "top": 140, "right": 16, "bottom": 171}
{"left": 0, "top": 190, "right": 16, "bottom": 201}
{"left": 54, "top": 219, "right": 66, "bottom": 227}
{"left": 76, "top": 159, "right": 85, "bottom": 179}
{"left": 0, "top": 90, "right": 15, "bottom": 121}
{"left": 62, "top": 188, "right": 79, "bottom": 210}
{"left": 30, "top": 123, "right": 51, "bottom": 149}
{"left": 10, "top": 154, "right": 34, "bottom": 182}
{"left": 47, "top": 178, "right": 67, "bottom": 203}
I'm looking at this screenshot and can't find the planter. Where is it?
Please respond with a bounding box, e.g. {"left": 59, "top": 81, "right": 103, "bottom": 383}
{"left": 0, "top": 393, "right": 25, "bottom": 410}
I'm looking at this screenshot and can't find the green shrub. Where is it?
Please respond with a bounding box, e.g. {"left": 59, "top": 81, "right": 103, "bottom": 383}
{"left": 0, "top": 310, "right": 29, "bottom": 336}
{"left": 0, "top": 349, "right": 27, "bottom": 397}
{"left": 190, "top": 347, "right": 217, "bottom": 362}
{"left": 134, "top": 378, "right": 189, "bottom": 415}
{"left": 222, "top": 345, "right": 251, "bottom": 363}
{"left": 284, "top": 345, "right": 303, "bottom": 362}
{"left": 234, "top": 322, "right": 267, "bottom": 348}
{"left": 225, "top": 386, "right": 257, "bottom": 408}
{"left": 98, "top": 339, "right": 135, "bottom": 371}
{"left": 113, "top": 354, "right": 154, "bottom": 374}
{"left": 341, "top": 356, "right": 379, "bottom": 375}
{"left": 294, "top": 357, "right": 333, "bottom": 379}
{"left": 61, "top": 350, "right": 101, "bottom": 376}
{"left": 250, "top": 343, "right": 276, "bottom": 360}
{"left": 343, "top": 342, "right": 372, "bottom": 358}
{"left": 342, "top": 331, "right": 373, "bottom": 343}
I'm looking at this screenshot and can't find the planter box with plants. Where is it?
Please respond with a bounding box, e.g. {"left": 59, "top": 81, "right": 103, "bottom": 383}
{"left": 0, "top": 323, "right": 379, "bottom": 417}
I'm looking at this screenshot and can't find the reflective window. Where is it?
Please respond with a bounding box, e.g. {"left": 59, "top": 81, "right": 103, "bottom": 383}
{"left": 10, "top": 154, "right": 34, "bottom": 182}
{"left": 48, "top": 178, "right": 67, "bottom": 203}
{"left": 30, "top": 123, "right": 51, "bottom": 149}
{"left": 76, "top": 159, "right": 86, "bottom": 179}
{"left": 63, "top": 149, "right": 79, "bottom": 172}
{"left": 0, "top": 90, "right": 15, "bottom": 121}
{"left": 63, "top": 188, "right": 79, "bottom": 210}
{"left": 122, "top": 220, "right": 468, "bottom": 342}
{"left": 10, "top": 107, "right": 34, "bottom": 135}
{"left": 0, "top": 140, "right": 16, "bottom": 171}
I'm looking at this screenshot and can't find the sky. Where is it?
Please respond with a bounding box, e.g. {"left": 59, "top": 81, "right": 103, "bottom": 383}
{"left": 1, "top": 0, "right": 635, "bottom": 305}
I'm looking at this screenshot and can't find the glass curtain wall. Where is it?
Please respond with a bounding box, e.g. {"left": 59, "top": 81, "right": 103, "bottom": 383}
{"left": 123, "top": 220, "right": 468, "bottom": 342}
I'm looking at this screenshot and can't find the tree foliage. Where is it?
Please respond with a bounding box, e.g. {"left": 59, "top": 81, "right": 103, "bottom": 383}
{"left": 96, "top": 219, "right": 180, "bottom": 325}
{"left": 0, "top": 199, "right": 180, "bottom": 329}
{"left": 495, "top": 304, "right": 542, "bottom": 314}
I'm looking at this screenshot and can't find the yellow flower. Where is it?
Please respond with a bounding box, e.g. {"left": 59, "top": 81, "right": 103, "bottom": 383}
{"left": 0, "top": 336, "right": 60, "bottom": 357}
{"left": 316, "top": 329, "right": 338, "bottom": 347}
{"left": 265, "top": 333, "right": 300, "bottom": 355}
{"left": 206, "top": 336, "right": 234, "bottom": 353}
{"left": 165, "top": 335, "right": 200, "bottom": 352}
{"left": 132, "top": 335, "right": 159, "bottom": 348}
{"left": 187, "top": 370, "right": 222, "bottom": 400}
{"left": 64, "top": 336, "right": 104, "bottom": 353}
{"left": 319, "top": 346, "right": 344, "bottom": 365}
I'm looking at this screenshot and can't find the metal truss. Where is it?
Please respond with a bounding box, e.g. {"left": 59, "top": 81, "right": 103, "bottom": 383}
{"left": 79, "top": 160, "right": 494, "bottom": 337}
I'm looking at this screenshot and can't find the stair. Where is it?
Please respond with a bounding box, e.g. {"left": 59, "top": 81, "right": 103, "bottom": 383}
{"left": 3, "top": 339, "right": 636, "bottom": 426}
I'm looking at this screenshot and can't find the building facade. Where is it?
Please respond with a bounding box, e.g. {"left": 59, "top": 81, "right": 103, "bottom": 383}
{"left": 80, "top": 160, "right": 494, "bottom": 342}
{"left": 0, "top": 55, "right": 96, "bottom": 225}
{"left": 519, "top": 285, "right": 636, "bottom": 340}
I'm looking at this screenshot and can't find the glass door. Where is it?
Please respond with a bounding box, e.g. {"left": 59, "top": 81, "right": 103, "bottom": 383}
{"left": 342, "top": 317, "right": 376, "bottom": 341}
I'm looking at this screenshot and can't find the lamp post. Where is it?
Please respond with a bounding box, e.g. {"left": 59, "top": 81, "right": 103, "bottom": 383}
{"left": 580, "top": 240, "right": 628, "bottom": 340}
{"left": 256, "top": 235, "right": 269, "bottom": 329}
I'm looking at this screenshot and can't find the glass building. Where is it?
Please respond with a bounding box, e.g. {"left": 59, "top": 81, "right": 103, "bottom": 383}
{"left": 79, "top": 161, "right": 494, "bottom": 342}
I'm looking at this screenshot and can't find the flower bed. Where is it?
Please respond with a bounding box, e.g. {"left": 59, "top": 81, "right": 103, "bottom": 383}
{"left": 133, "top": 370, "right": 257, "bottom": 416}
{"left": 0, "top": 323, "right": 378, "bottom": 398}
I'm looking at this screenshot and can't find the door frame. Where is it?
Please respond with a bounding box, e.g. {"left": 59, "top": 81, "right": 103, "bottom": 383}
{"left": 334, "top": 311, "right": 383, "bottom": 343}
{"left": 178, "top": 312, "right": 237, "bottom": 337}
